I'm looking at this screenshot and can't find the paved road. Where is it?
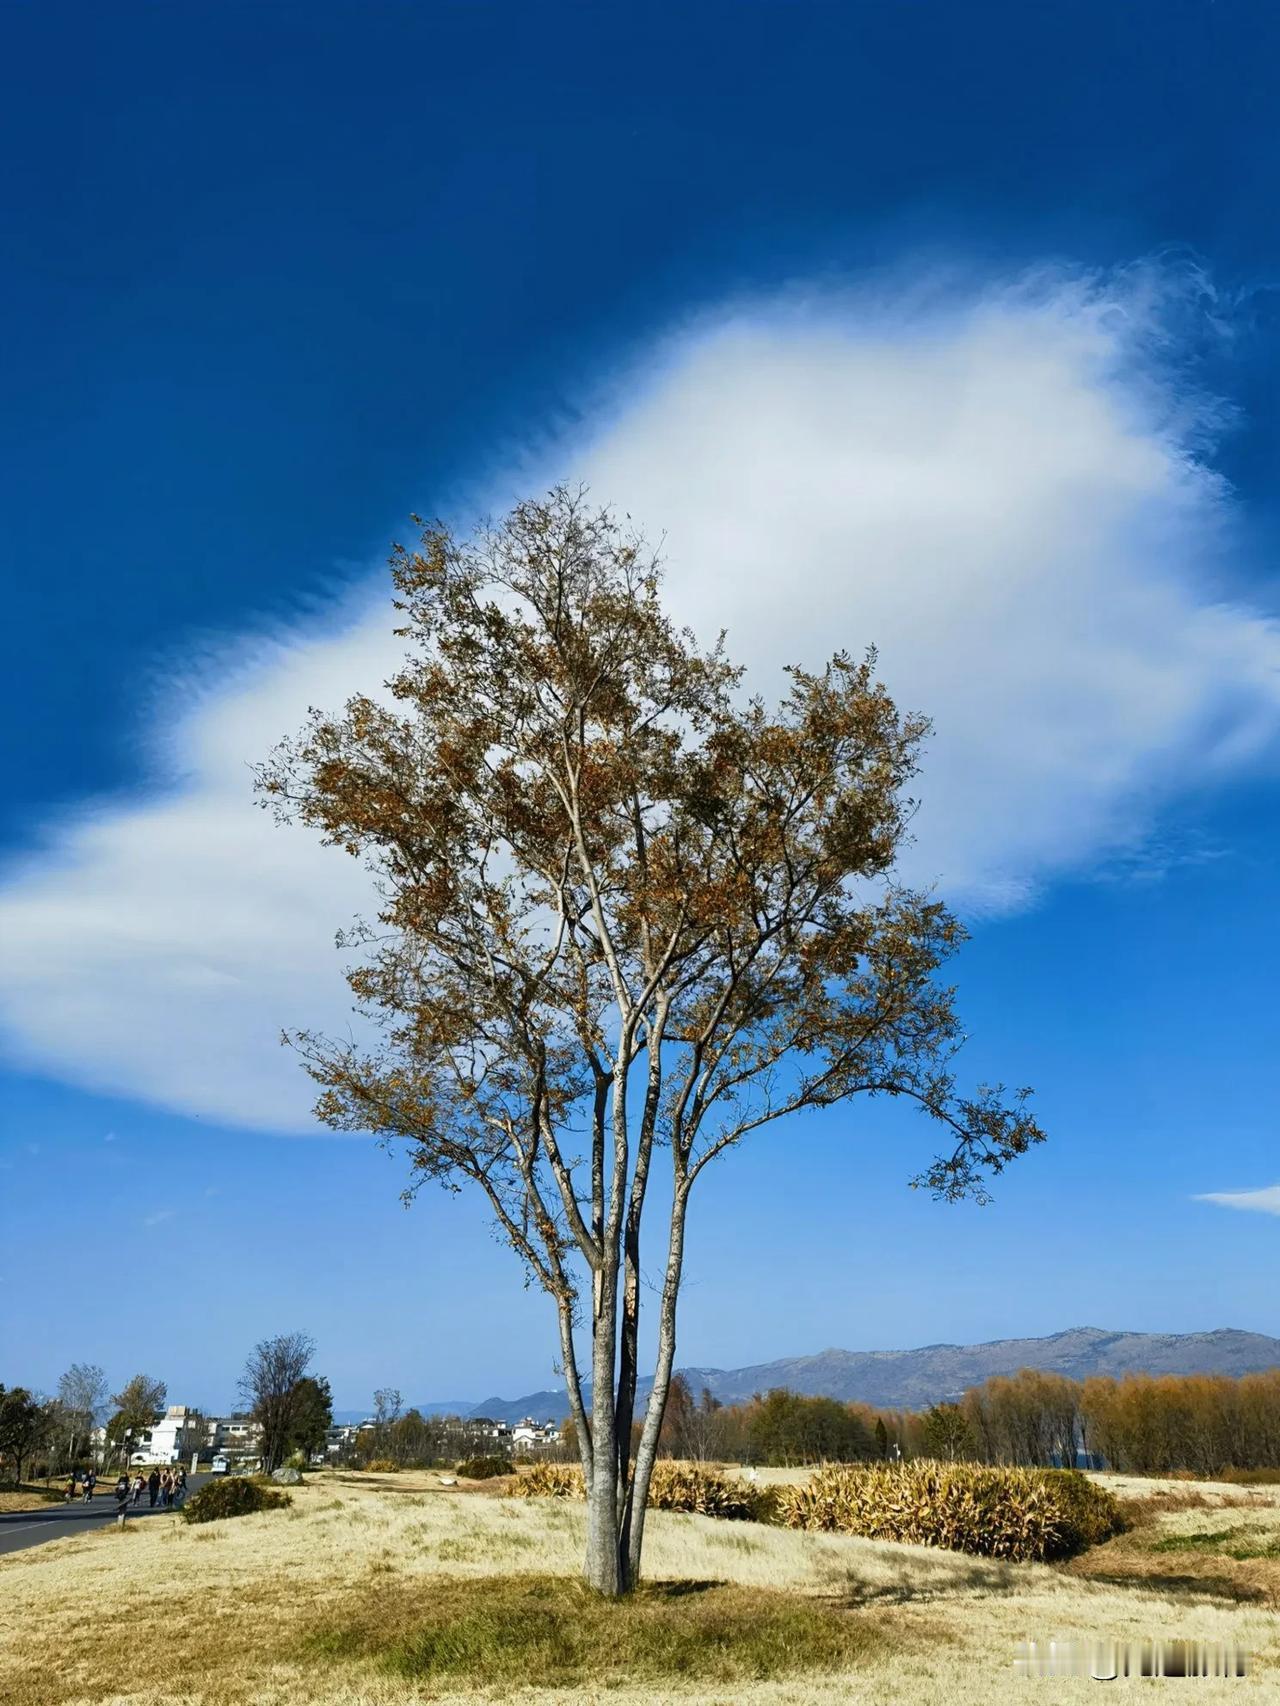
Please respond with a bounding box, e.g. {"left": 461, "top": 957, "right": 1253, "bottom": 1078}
{"left": 0, "top": 1476, "right": 213, "bottom": 1558}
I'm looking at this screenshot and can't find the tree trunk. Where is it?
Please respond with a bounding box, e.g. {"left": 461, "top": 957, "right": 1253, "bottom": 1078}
{"left": 623, "top": 1184, "right": 689, "bottom": 1587}
{"left": 585, "top": 1253, "right": 628, "bottom": 1595}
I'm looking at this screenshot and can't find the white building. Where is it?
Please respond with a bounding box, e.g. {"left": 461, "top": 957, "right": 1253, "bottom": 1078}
{"left": 511, "top": 1418, "right": 561, "bottom": 1448}
{"left": 130, "top": 1405, "right": 206, "bottom": 1464}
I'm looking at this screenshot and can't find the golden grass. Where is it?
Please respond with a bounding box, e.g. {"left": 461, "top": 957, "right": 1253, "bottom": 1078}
{"left": 301, "top": 1572, "right": 894, "bottom": 1689}
{"left": 1, "top": 1469, "right": 1277, "bottom": 1704}
{"left": 0, "top": 1489, "right": 59, "bottom": 1513}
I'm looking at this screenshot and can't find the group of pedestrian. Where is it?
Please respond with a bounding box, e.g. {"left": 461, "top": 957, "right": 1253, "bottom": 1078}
{"left": 64, "top": 1469, "right": 97, "bottom": 1502}
{"left": 63, "top": 1465, "right": 187, "bottom": 1509}
{"left": 130, "top": 1466, "right": 187, "bottom": 1508}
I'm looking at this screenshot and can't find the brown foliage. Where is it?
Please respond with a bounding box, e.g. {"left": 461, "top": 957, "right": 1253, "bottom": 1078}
{"left": 257, "top": 488, "right": 1042, "bottom": 1590}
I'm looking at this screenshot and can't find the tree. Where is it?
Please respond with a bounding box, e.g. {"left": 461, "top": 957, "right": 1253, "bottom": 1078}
{"left": 285, "top": 1375, "right": 334, "bottom": 1460}
{"left": 259, "top": 489, "right": 1043, "bottom": 1594}
{"left": 922, "top": 1402, "right": 976, "bottom": 1461}
{"left": 744, "top": 1389, "right": 874, "bottom": 1465}
{"left": 57, "top": 1363, "right": 109, "bottom": 1469}
{"left": 373, "top": 1386, "right": 402, "bottom": 1441}
{"left": 108, "top": 1373, "right": 167, "bottom": 1465}
{"left": 874, "top": 1416, "right": 890, "bottom": 1459}
{"left": 657, "top": 1373, "right": 696, "bottom": 1458}
{"left": 682, "top": 1388, "right": 724, "bottom": 1464}
{"left": 0, "top": 1386, "right": 49, "bottom": 1486}
{"left": 239, "top": 1333, "right": 314, "bottom": 1473}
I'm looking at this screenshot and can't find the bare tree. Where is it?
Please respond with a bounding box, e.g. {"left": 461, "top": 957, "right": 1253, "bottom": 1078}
{"left": 259, "top": 489, "right": 1043, "bottom": 1594}
{"left": 683, "top": 1387, "right": 725, "bottom": 1464}
{"left": 238, "top": 1332, "right": 315, "bottom": 1473}
{"left": 372, "top": 1386, "right": 402, "bottom": 1457}
{"left": 56, "top": 1363, "right": 108, "bottom": 1468}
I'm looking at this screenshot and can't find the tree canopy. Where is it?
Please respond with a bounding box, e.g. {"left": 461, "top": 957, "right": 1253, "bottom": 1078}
{"left": 259, "top": 488, "right": 1043, "bottom": 1592}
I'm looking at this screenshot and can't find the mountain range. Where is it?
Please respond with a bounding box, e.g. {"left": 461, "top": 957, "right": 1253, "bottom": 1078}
{"left": 377, "top": 1327, "right": 1280, "bottom": 1424}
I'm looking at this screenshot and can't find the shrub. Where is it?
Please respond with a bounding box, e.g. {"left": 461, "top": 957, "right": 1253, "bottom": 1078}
{"left": 520, "top": 1461, "right": 583, "bottom": 1498}
{"left": 1040, "top": 1468, "right": 1126, "bottom": 1548}
{"left": 645, "top": 1462, "right": 778, "bottom": 1523}
{"left": 181, "top": 1475, "right": 292, "bottom": 1525}
{"left": 456, "top": 1455, "right": 515, "bottom": 1480}
{"left": 777, "top": 1461, "right": 1123, "bottom": 1562}
{"left": 363, "top": 1459, "right": 398, "bottom": 1473}
{"left": 1217, "top": 1466, "right": 1280, "bottom": 1485}
{"left": 520, "top": 1460, "right": 776, "bottom": 1522}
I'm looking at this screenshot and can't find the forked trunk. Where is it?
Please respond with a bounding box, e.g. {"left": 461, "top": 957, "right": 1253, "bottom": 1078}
{"left": 585, "top": 1451, "right": 628, "bottom": 1595}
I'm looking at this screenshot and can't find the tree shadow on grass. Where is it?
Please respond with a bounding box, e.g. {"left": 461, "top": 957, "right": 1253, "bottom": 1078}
{"left": 1077, "top": 1568, "right": 1268, "bottom": 1606}
{"left": 830, "top": 1559, "right": 1012, "bottom": 1608}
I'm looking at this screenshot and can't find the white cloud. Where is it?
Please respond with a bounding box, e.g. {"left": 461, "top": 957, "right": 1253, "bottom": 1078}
{"left": 1195, "top": 1186, "right": 1280, "bottom": 1216}
{"left": 142, "top": 1208, "right": 177, "bottom": 1227}
{"left": 1, "top": 264, "right": 1279, "bottom": 1133}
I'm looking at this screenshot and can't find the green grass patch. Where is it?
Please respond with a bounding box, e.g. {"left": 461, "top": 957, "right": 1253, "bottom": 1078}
{"left": 1151, "top": 1526, "right": 1280, "bottom": 1561}
{"left": 302, "top": 1573, "right": 892, "bottom": 1688}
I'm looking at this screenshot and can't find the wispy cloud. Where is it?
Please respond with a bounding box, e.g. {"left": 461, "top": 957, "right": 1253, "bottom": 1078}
{"left": 0, "top": 262, "right": 1278, "bottom": 1134}
{"left": 142, "top": 1207, "right": 177, "bottom": 1227}
{"left": 1195, "top": 1185, "right": 1280, "bottom": 1216}
{"left": 1092, "top": 832, "right": 1232, "bottom": 887}
{"left": 103, "top": 1131, "right": 118, "bottom": 1142}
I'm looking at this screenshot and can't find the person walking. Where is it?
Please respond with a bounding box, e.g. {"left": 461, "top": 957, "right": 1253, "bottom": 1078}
{"left": 131, "top": 1472, "right": 145, "bottom": 1506}
{"left": 174, "top": 1467, "right": 188, "bottom": 1507}
{"left": 147, "top": 1468, "right": 160, "bottom": 1508}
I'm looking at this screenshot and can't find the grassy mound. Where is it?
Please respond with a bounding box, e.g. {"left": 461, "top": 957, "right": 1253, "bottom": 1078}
{"left": 306, "top": 1573, "right": 889, "bottom": 1688}
{"left": 779, "top": 1462, "right": 1123, "bottom": 1561}
{"left": 181, "top": 1475, "right": 292, "bottom": 1525}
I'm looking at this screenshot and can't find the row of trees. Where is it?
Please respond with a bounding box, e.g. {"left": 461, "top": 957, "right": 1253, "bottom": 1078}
{"left": 0, "top": 1367, "right": 169, "bottom": 1483}
{"left": 655, "top": 1378, "right": 928, "bottom": 1465}
{"left": 553, "top": 1379, "right": 927, "bottom": 1468}
{"left": 1, "top": 1333, "right": 333, "bottom": 1483}
{"left": 922, "top": 1368, "right": 1280, "bottom": 1476}
{"left": 562, "top": 1367, "right": 1280, "bottom": 1476}
{"left": 1077, "top": 1372, "right": 1280, "bottom": 1476}
{"left": 337, "top": 1392, "right": 511, "bottom": 1468}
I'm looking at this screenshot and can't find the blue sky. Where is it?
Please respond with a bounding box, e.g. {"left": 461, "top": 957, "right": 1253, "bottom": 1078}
{"left": 2, "top": 0, "right": 1278, "bottom": 1414}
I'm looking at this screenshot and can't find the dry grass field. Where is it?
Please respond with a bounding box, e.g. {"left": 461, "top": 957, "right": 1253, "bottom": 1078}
{"left": 2, "top": 1468, "right": 1278, "bottom": 1705}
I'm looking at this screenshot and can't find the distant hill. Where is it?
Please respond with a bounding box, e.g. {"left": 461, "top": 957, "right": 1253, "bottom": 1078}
{"left": 466, "top": 1390, "right": 574, "bottom": 1424}
{"left": 679, "top": 1328, "right": 1280, "bottom": 1409}
{"left": 449, "top": 1328, "right": 1280, "bottom": 1422}
{"left": 330, "top": 1401, "right": 475, "bottom": 1425}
